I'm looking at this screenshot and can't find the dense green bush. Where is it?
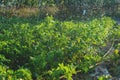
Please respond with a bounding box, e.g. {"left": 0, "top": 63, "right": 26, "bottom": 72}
{"left": 0, "top": 16, "right": 117, "bottom": 79}
{"left": 0, "top": 65, "right": 32, "bottom": 80}
{"left": 112, "top": 25, "right": 120, "bottom": 39}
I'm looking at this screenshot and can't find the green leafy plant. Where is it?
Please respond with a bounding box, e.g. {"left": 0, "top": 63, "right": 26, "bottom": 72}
{"left": 14, "top": 68, "right": 32, "bottom": 80}
{"left": 0, "top": 16, "right": 117, "bottom": 79}
{"left": 49, "top": 63, "right": 76, "bottom": 80}
{"left": 0, "top": 65, "right": 32, "bottom": 80}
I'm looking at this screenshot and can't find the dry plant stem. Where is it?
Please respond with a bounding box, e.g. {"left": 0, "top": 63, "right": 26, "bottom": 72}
{"left": 103, "top": 40, "right": 114, "bottom": 58}
{"left": 88, "top": 40, "right": 115, "bottom": 69}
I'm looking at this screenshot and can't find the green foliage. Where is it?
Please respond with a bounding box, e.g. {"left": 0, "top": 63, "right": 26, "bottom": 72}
{"left": 0, "top": 54, "right": 10, "bottom": 65}
{"left": 15, "top": 68, "right": 32, "bottom": 80}
{"left": 49, "top": 63, "right": 76, "bottom": 80}
{"left": 30, "top": 53, "right": 47, "bottom": 76}
{"left": 79, "top": 54, "right": 101, "bottom": 73}
{"left": 111, "top": 25, "right": 120, "bottom": 39}
{"left": 0, "top": 65, "right": 32, "bottom": 80}
{"left": 0, "top": 16, "right": 117, "bottom": 79}
{"left": 98, "top": 75, "right": 111, "bottom": 80}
